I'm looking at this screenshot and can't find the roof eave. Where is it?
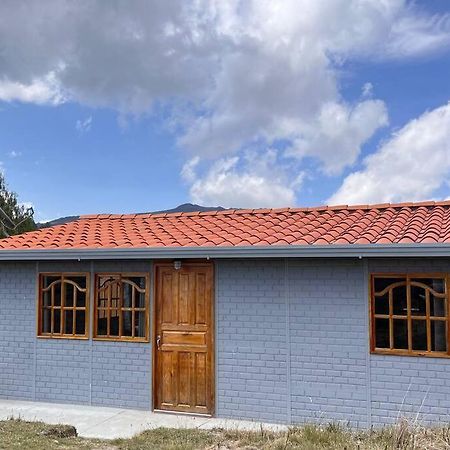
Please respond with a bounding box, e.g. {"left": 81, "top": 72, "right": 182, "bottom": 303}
{"left": 1, "top": 243, "right": 450, "bottom": 260}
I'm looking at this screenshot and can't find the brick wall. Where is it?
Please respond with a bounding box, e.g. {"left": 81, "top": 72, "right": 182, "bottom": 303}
{"left": 0, "top": 262, "right": 35, "bottom": 400}
{"left": 368, "top": 258, "right": 450, "bottom": 425}
{"left": 2, "top": 257, "right": 450, "bottom": 425}
{"left": 288, "top": 259, "right": 368, "bottom": 427}
{"left": 216, "top": 259, "right": 289, "bottom": 423}
{"left": 0, "top": 260, "right": 152, "bottom": 409}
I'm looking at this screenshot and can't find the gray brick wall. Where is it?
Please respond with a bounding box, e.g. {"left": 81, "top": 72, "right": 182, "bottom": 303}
{"left": 368, "top": 258, "right": 450, "bottom": 425}
{"left": 216, "top": 260, "right": 289, "bottom": 423}
{"left": 0, "top": 260, "right": 152, "bottom": 409}
{"left": 2, "top": 257, "right": 450, "bottom": 426}
{"left": 92, "top": 341, "right": 151, "bottom": 408}
{"left": 288, "top": 259, "right": 368, "bottom": 427}
{"left": 0, "top": 262, "right": 35, "bottom": 400}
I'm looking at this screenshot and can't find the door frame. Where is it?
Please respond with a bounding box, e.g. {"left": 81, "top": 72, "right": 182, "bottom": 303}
{"left": 152, "top": 260, "right": 215, "bottom": 416}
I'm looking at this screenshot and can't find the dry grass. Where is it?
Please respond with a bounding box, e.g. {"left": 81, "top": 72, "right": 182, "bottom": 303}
{"left": 2, "top": 418, "right": 450, "bottom": 449}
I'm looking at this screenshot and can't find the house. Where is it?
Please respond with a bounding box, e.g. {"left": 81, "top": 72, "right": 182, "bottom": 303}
{"left": 1, "top": 200, "right": 450, "bottom": 428}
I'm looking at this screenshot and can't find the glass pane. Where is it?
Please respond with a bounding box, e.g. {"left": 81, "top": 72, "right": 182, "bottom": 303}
{"left": 375, "top": 294, "right": 389, "bottom": 315}
{"left": 122, "top": 310, "right": 133, "bottom": 336}
{"left": 64, "top": 310, "right": 73, "bottom": 334}
{"left": 123, "top": 283, "right": 133, "bottom": 308}
{"left": 392, "top": 286, "right": 407, "bottom": 316}
{"left": 135, "top": 311, "right": 146, "bottom": 338}
{"left": 71, "top": 276, "right": 86, "bottom": 290}
{"left": 431, "top": 321, "right": 447, "bottom": 352}
{"left": 430, "top": 296, "right": 446, "bottom": 317}
{"left": 77, "top": 291, "right": 86, "bottom": 308}
{"left": 43, "top": 291, "right": 51, "bottom": 307}
{"left": 375, "top": 318, "right": 389, "bottom": 348}
{"left": 393, "top": 319, "right": 408, "bottom": 349}
{"left": 411, "top": 320, "right": 427, "bottom": 350}
{"left": 136, "top": 292, "right": 146, "bottom": 309}
{"left": 110, "top": 310, "right": 119, "bottom": 336}
{"left": 75, "top": 310, "right": 85, "bottom": 335}
{"left": 97, "top": 316, "right": 107, "bottom": 336}
{"left": 53, "top": 309, "right": 61, "bottom": 334}
{"left": 111, "top": 283, "right": 121, "bottom": 309}
{"left": 42, "top": 275, "right": 60, "bottom": 289}
{"left": 374, "top": 277, "right": 404, "bottom": 294}
{"left": 413, "top": 278, "right": 445, "bottom": 294}
{"left": 53, "top": 282, "right": 62, "bottom": 306}
{"left": 65, "top": 282, "right": 74, "bottom": 307}
{"left": 410, "top": 286, "right": 426, "bottom": 316}
{"left": 42, "top": 308, "right": 51, "bottom": 333}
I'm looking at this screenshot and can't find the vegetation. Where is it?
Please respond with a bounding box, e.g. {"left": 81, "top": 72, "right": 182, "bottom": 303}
{"left": 2, "top": 418, "right": 450, "bottom": 449}
{"left": 0, "top": 173, "right": 36, "bottom": 238}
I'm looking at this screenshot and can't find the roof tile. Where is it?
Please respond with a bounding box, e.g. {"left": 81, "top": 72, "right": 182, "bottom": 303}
{"left": 3, "top": 200, "right": 450, "bottom": 250}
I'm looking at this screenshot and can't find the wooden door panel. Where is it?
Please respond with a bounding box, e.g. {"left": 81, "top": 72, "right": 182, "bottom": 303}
{"left": 154, "top": 263, "right": 214, "bottom": 415}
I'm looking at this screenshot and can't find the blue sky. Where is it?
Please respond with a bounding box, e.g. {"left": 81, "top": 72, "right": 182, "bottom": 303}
{"left": 0, "top": 1, "right": 450, "bottom": 221}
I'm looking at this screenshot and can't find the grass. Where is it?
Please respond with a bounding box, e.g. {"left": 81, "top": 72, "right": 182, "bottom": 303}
{"left": 2, "top": 418, "right": 450, "bottom": 449}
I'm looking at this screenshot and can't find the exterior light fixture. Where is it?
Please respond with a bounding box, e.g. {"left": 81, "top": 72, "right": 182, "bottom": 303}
{"left": 174, "top": 260, "right": 182, "bottom": 270}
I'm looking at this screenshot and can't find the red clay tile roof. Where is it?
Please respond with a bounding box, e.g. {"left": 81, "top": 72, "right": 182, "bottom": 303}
{"left": 2, "top": 201, "right": 450, "bottom": 250}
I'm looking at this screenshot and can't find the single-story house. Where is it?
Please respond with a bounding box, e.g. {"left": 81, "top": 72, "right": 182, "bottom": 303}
{"left": 1, "top": 201, "right": 450, "bottom": 427}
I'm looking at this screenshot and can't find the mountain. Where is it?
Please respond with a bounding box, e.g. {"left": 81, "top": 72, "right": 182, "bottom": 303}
{"left": 37, "top": 203, "right": 226, "bottom": 229}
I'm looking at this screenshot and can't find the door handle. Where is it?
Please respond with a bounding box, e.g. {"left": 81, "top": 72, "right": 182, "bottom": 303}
{"left": 156, "top": 335, "right": 161, "bottom": 350}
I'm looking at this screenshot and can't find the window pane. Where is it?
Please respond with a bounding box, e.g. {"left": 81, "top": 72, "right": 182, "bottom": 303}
{"left": 53, "top": 282, "right": 62, "bottom": 306}
{"left": 42, "top": 308, "right": 51, "bottom": 333}
{"left": 97, "top": 316, "right": 108, "bottom": 336}
{"left": 431, "top": 321, "right": 447, "bottom": 352}
{"left": 43, "top": 291, "right": 51, "bottom": 307}
{"left": 54, "top": 309, "right": 61, "bottom": 334}
{"left": 122, "top": 310, "right": 133, "bottom": 336}
{"left": 77, "top": 291, "right": 86, "bottom": 308}
{"left": 411, "top": 320, "right": 427, "bottom": 350}
{"left": 75, "top": 310, "right": 85, "bottom": 335}
{"left": 410, "top": 286, "right": 426, "bottom": 316}
{"left": 430, "top": 296, "right": 446, "bottom": 317}
{"left": 393, "top": 319, "right": 408, "bottom": 349}
{"left": 374, "top": 277, "right": 404, "bottom": 293}
{"left": 392, "top": 286, "right": 407, "bottom": 316}
{"left": 110, "top": 310, "right": 119, "bottom": 336}
{"left": 414, "top": 278, "right": 445, "bottom": 294}
{"left": 135, "top": 311, "right": 146, "bottom": 338}
{"left": 123, "top": 283, "right": 133, "bottom": 308}
{"left": 71, "top": 276, "right": 87, "bottom": 290}
{"left": 64, "top": 310, "right": 73, "bottom": 334}
{"left": 375, "top": 294, "right": 389, "bottom": 315}
{"left": 43, "top": 275, "right": 59, "bottom": 289}
{"left": 375, "top": 318, "right": 389, "bottom": 348}
{"left": 65, "top": 282, "right": 74, "bottom": 307}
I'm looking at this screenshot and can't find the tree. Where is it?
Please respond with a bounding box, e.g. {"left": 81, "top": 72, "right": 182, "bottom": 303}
{"left": 0, "top": 173, "right": 36, "bottom": 238}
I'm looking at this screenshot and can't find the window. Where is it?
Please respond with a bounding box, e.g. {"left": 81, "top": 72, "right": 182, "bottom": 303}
{"left": 38, "top": 273, "right": 89, "bottom": 338}
{"left": 371, "top": 275, "right": 449, "bottom": 357}
{"left": 94, "top": 273, "right": 149, "bottom": 341}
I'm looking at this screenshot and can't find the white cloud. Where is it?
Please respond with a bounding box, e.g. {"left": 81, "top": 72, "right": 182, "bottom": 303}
{"left": 329, "top": 102, "right": 450, "bottom": 205}
{"left": 8, "top": 150, "right": 21, "bottom": 158}
{"left": 76, "top": 116, "right": 92, "bottom": 134}
{"left": 286, "top": 99, "right": 388, "bottom": 175}
{"left": 187, "top": 151, "right": 297, "bottom": 208}
{"left": 0, "top": 1, "right": 449, "bottom": 206}
{"left": 0, "top": 72, "right": 64, "bottom": 105}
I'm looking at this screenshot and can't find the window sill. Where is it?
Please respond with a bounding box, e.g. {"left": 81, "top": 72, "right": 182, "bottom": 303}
{"left": 37, "top": 335, "right": 89, "bottom": 340}
{"left": 93, "top": 337, "right": 150, "bottom": 343}
{"left": 371, "top": 349, "right": 450, "bottom": 359}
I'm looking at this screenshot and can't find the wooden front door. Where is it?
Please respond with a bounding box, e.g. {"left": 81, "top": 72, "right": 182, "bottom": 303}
{"left": 154, "top": 262, "right": 214, "bottom": 415}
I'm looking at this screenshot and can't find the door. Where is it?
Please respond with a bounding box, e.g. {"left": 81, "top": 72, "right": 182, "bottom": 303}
{"left": 154, "top": 262, "right": 214, "bottom": 415}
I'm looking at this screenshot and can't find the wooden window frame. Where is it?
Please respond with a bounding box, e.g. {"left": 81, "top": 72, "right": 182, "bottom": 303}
{"left": 370, "top": 273, "right": 450, "bottom": 358}
{"left": 37, "top": 272, "right": 90, "bottom": 339}
{"left": 94, "top": 272, "right": 150, "bottom": 342}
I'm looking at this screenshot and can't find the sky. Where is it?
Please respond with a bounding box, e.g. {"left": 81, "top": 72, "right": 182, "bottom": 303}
{"left": 0, "top": 1, "right": 450, "bottom": 221}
